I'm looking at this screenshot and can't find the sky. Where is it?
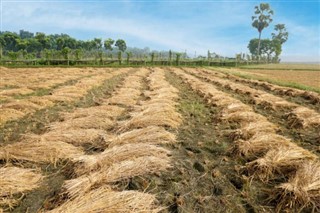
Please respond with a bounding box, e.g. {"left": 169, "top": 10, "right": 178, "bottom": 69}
{"left": 1, "top": 0, "right": 320, "bottom": 62}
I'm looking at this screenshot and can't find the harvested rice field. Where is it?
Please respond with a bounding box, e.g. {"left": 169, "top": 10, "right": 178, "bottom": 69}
{"left": 0, "top": 67, "right": 319, "bottom": 213}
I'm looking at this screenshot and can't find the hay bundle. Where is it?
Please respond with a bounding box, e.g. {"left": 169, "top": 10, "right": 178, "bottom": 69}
{"left": 275, "top": 161, "right": 320, "bottom": 211}
{"left": 48, "top": 187, "right": 161, "bottom": 213}
{"left": 49, "top": 116, "right": 115, "bottom": 131}
{"left": 0, "top": 139, "right": 84, "bottom": 164}
{"left": 74, "top": 143, "right": 170, "bottom": 175}
{"left": 223, "top": 111, "right": 266, "bottom": 124}
{"left": 301, "top": 91, "right": 320, "bottom": 104}
{"left": 223, "top": 103, "right": 252, "bottom": 114}
{"left": 3, "top": 100, "right": 41, "bottom": 113}
{"left": 37, "top": 128, "right": 109, "bottom": 147}
{"left": 254, "top": 94, "right": 295, "bottom": 110}
{"left": 237, "top": 121, "right": 278, "bottom": 139}
{"left": 286, "top": 107, "right": 320, "bottom": 128}
{"left": 43, "top": 94, "right": 76, "bottom": 103}
{"left": 62, "top": 105, "right": 125, "bottom": 120}
{"left": 0, "top": 108, "right": 25, "bottom": 125}
{"left": 235, "top": 133, "right": 292, "bottom": 157}
{"left": 64, "top": 156, "right": 171, "bottom": 198}
{"left": 247, "top": 145, "right": 317, "bottom": 181}
{"left": 109, "top": 126, "right": 176, "bottom": 147}
{"left": 0, "top": 167, "right": 42, "bottom": 208}
{"left": 120, "top": 109, "right": 182, "bottom": 130}
{"left": 27, "top": 97, "right": 54, "bottom": 107}
{"left": 0, "top": 88, "right": 34, "bottom": 96}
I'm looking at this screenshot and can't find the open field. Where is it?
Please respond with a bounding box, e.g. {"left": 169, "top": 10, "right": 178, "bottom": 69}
{"left": 211, "top": 67, "right": 320, "bottom": 92}
{"left": 0, "top": 67, "right": 319, "bottom": 212}
{"left": 240, "top": 63, "right": 320, "bottom": 71}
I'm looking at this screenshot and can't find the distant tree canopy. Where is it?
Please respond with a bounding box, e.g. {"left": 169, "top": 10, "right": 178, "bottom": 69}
{"left": 249, "top": 3, "right": 288, "bottom": 62}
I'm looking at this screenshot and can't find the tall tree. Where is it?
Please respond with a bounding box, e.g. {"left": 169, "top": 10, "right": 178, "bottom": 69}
{"left": 115, "top": 39, "right": 127, "bottom": 52}
{"left": 104, "top": 38, "right": 114, "bottom": 51}
{"left": 271, "top": 24, "right": 288, "bottom": 59}
{"left": 251, "top": 3, "right": 273, "bottom": 59}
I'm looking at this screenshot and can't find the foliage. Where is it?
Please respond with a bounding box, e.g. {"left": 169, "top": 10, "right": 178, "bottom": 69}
{"left": 104, "top": 38, "right": 114, "bottom": 51}
{"left": 251, "top": 3, "right": 273, "bottom": 57}
{"left": 115, "top": 39, "right": 127, "bottom": 52}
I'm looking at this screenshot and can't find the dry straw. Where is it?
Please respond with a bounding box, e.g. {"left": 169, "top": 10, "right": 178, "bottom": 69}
{"left": 0, "top": 108, "right": 25, "bottom": 125}
{"left": 286, "top": 106, "right": 320, "bottom": 128}
{"left": 64, "top": 156, "right": 171, "bottom": 198}
{"left": 62, "top": 105, "right": 125, "bottom": 120}
{"left": 108, "top": 126, "right": 176, "bottom": 147}
{"left": 35, "top": 128, "right": 109, "bottom": 147}
{"left": 275, "top": 161, "right": 320, "bottom": 211}
{"left": 74, "top": 143, "right": 171, "bottom": 175}
{"left": 49, "top": 116, "right": 115, "bottom": 131}
{"left": 247, "top": 145, "right": 317, "bottom": 181}
{"left": 237, "top": 121, "right": 278, "bottom": 140}
{"left": 48, "top": 187, "right": 161, "bottom": 213}
{"left": 0, "top": 167, "right": 43, "bottom": 208}
{"left": 0, "top": 139, "right": 84, "bottom": 164}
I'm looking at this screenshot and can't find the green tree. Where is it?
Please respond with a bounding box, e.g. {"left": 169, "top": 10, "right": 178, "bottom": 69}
{"left": 271, "top": 24, "right": 288, "bottom": 60}
{"left": 176, "top": 53, "right": 182, "bottom": 66}
{"left": 74, "top": 49, "right": 83, "bottom": 61}
{"left": 126, "top": 52, "right": 131, "bottom": 65}
{"left": 151, "top": 52, "right": 155, "bottom": 65}
{"left": 62, "top": 47, "right": 71, "bottom": 65}
{"left": 252, "top": 3, "right": 273, "bottom": 59}
{"left": 104, "top": 38, "right": 114, "bottom": 51}
{"left": 169, "top": 50, "right": 172, "bottom": 65}
{"left": 115, "top": 39, "right": 127, "bottom": 52}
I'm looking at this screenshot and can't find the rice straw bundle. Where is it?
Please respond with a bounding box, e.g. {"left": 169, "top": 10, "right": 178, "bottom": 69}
{"left": 0, "top": 167, "right": 43, "bottom": 201}
{"left": 62, "top": 105, "right": 125, "bottom": 120}
{"left": 37, "top": 128, "right": 109, "bottom": 147}
{"left": 43, "top": 94, "right": 76, "bottom": 103}
{"left": 247, "top": 145, "right": 317, "bottom": 181}
{"left": 27, "top": 97, "right": 54, "bottom": 108}
{"left": 109, "top": 126, "right": 176, "bottom": 147}
{"left": 223, "top": 111, "right": 266, "bottom": 124}
{"left": 49, "top": 187, "right": 161, "bottom": 213}
{"left": 64, "top": 156, "right": 171, "bottom": 198}
{"left": 49, "top": 116, "right": 115, "bottom": 131}
{"left": 235, "top": 133, "right": 292, "bottom": 157}
{"left": 287, "top": 107, "right": 320, "bottom": 128}
{"left": 275, "top": 161, "right": 320, "bottom": 211}
{"left": 0, "top": 108, "right": 25, "bottom": 125}
{"left": 237, "top": 121, "right": 278, "bottom": 139}
{"left": 223, "top": 103, "right": 252, "bottom": 114}
{"left": 0, "top": 139, "right": 84, "bottom": 164}
{"left": 3, "top": 100, "right": 41, "bottom": 113}
{"left": 74, "top": 143, "right": 170, "bottom": 175}
{"left": 0, "top": 88, "right": 34, "bottom": 96}
{"left": 120, "top": 109, "right": 182, "bottom": 130}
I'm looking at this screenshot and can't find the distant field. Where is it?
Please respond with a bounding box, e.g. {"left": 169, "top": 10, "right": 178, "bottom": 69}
{"left": 240, "top": 63, "right": 320, "bottom": 70}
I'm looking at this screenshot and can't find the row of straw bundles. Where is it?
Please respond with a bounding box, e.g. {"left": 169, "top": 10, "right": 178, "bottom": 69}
{"left": 174, "top": 68, "right": 320, "bottom": 211}
{"left": 0, "top": 71, "right": 122, "bottom": 125}
{"left": 0, "top": 167, "right": 43, "bottom": 210}
{"left": 187, "top": 68, "right": 320, "bottom": 130}
{"left": 49, "top": 69, "right": 170, "bottom": 212}
{"left": 104, "top": 68, "right": 149, "bottom": 106}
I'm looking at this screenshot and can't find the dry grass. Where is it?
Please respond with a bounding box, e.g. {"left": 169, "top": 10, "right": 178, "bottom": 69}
{"left": 0, "top": 167, "right": 43, "bottom": 209}
{"left": 49, "top": 116, "right": 115, "bottom": 131}
{"left": 0, "top": 88, "right": 34, "bottom": 96}
{"left": 2, "top": 100, "right": 42, "bottom": 113}
{"left": 64, "top": 156, "right": 171, "bottom": 198}
{"left": 247, "top": 145, "right": 317, "bottom": 181}
{"left": 62, "top": 105, "right": 125, "bottom": 120}
{"left": 74, "top": 143, "right": 171, "bottom": 175}
{"left": 223, "top": 111, "right": 266, "bottom": 124}
{"left": 236, "top": 121, "right": 278, "bottom": 140}
{"left": 30, "top": 128, "right": 109, "bottom": 148}
{"left": 286, "top": 107, "right": 320, "bottom": 128}
{"left": 235, "top": 133, "right": 292, "bottom": 157}
{"left": 0, "top": 108, "right": 25, "bottom": 125}
{"left": 108, "top": 126, "right": 176, "bottom": 147}
{"left": 48, "top": 186, "right": 161, "bottom": 213}
{"left": 0, "top": 139, "right": 84, "bottom": 164}
{"left": 275, "top": 161, "right": 320, "bottom": 211}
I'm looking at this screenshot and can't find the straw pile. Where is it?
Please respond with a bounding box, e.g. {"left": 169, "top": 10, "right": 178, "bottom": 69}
{"left": 62, "top": 105, "right": 125, "bottom": 120}
{"left": 49, "top": 116, "right": 115, "bottom": 131}
{"left": 48, "top": 187, "right": 161, "bottom": 213}
{"left": 235, "top": 133, "right": 292, "bottom": 157}
{"left": 3, "top": 100, "right": 42, "bottom": 113}
{"left": 108, "top": 126, "right": 176, "bottom": 147}
{"left": 0, "top": 167, "right": 43, "bottom": 208}
{"left": 236, "top": 121, "right": 278, "bottom": 139}
{"left": 64, "top": 156, "right": 171, "bottom": 198}
{"left": 74, "top": 143, "right": 171, "bottom": 175}
{"left": 0, "top": 108, "right": 25, "bottom": 125}
{"left": 247, "top": 145, "right": 317, "bottom": 181}
{"left": 223, "top": 111, "right": 266, "bottom": 124}
{"left": 0, "top": 139, "right": 84, "bottom": 164}
{"left": 33, "top": 128, "right": 109, "bottom": 147}
{"left": 0, "top": 88, "right": 34, "bottom": 96}
{"left": 275, "top": 161, "right": 320, "bottom": 211}
{"left": 286, "top": 107, "right": 320, "bottom": 129}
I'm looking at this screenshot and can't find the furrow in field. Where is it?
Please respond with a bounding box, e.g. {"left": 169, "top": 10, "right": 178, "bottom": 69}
{"left": 184, "top": 68, "right": 320, "bottom": 147}
{"left": 173, "top": 68, "right": 319, "bottom": 212}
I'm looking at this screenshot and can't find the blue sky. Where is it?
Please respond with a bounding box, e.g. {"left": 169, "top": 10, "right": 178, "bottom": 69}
{"left": 1, "top": 0, "right": 320, "bottom": 62}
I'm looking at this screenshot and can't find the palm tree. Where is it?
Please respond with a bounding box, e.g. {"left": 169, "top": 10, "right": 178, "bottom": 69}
{"left": 252, "top": 3, "right": 273, "bottom": 60}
